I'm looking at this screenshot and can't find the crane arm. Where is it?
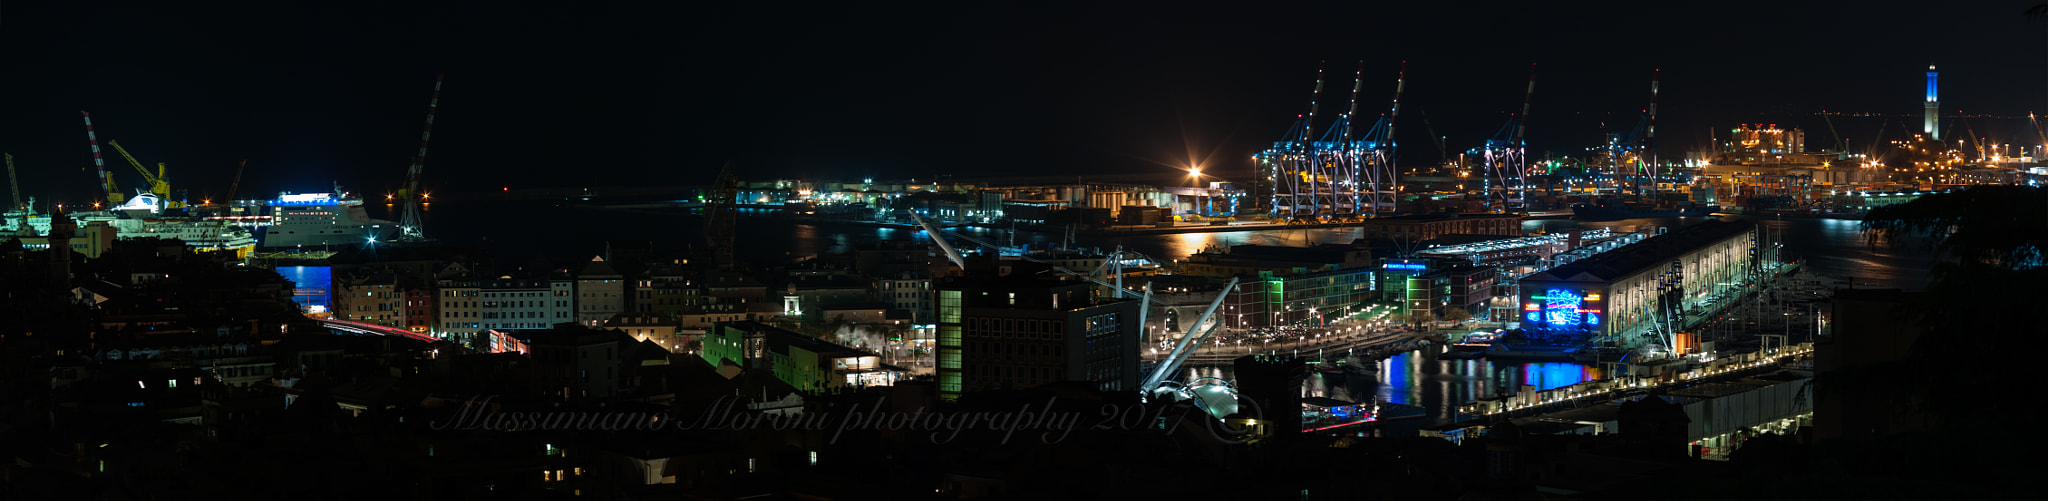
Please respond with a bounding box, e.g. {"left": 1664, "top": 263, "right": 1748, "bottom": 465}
{"left": 107, "top": 140, "right": 158, "bottom": 186}
{"left": 227, "top": 160, "right": 246, "bottom": 203}
{"left": 5, "top": 153, "right": 20, "bottom": 212}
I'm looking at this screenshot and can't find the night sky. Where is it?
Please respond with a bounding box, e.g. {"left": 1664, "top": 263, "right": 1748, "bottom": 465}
{"left": 4, "top": 2, "right": 2046, "bottom": 206}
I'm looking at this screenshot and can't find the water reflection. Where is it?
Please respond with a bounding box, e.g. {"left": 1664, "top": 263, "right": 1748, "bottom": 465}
{"left": 1179, "top": 349, "right": 1589, "bottom": 421}
{"left": 275, "top": 265, "right": 331, "bottom": 313}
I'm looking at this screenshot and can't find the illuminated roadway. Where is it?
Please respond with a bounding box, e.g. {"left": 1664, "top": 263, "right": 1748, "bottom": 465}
{"left": 312, "top": 316, "right": 441, "bottom": 343}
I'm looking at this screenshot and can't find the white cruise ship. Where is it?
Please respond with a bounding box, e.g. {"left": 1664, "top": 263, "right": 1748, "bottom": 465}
{"left": 5, "top": 194, "right": 257, "bottom": 258}
{"left": 234, "top": 189, "right": 395, "bottom": 249}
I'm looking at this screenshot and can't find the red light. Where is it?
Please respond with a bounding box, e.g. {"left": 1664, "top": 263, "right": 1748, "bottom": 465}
{"left": 503, "top": 187, "right": 509, "bottom": 191}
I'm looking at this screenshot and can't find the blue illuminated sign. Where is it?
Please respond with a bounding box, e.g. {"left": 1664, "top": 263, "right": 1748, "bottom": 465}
{"left": 1543, "top": 288, "right": 1582, "bottom": 326}
{"left": 1383, "top": 263, "right": 1427, "bottom": 272}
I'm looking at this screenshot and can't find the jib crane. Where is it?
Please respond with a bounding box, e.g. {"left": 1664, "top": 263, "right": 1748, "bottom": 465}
{"left": 5, "top": 153, "right": 21, "bottom": 214}
{"left": 107, "top": 140, "right": 178, "bottom": 209}
{"left": 397, "top": 75, "right": 444, "bottom": 241}
{"left": 226, "top": 160, "right": 246, "bottom": 206}
{"left": 80, "top": 112, "right": 123, "bottom": 205}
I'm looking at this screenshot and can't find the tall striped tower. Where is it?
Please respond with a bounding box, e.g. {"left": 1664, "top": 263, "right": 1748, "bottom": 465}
{"left": 1924, "top": 65, "right": 1939, "bottom": 140}
{"left": 79, "top": 111, "right": 120, "bottom": 204}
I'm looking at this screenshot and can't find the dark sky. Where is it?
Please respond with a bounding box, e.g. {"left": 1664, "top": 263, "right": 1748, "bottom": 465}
{"left": 4, "top": 1, "right": 2046, "bottom": 206}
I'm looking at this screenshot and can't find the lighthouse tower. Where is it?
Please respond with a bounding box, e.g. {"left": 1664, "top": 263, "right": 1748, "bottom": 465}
{"left": 1924, "top": 65, "right": 1940, "bottom": 140}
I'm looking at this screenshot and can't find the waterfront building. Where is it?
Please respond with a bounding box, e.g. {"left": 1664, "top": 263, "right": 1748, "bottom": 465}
{"left": 934, "top": 261, "right": 1142, "bottom": 400}
{"left": 1517, "top": 220, "right": 1758, "bottom": 344}
{"left": 1407, "top": 262, "right": 1498, "bottom": 321}
{"left": 575, "top": 256, "right": 624, "bottom": 327}
{"left": 1221, "top": 267, "right": 1378, "bottom": 329}
{"left": 1357, "top": 213, "right": 1521, "bottom": 244}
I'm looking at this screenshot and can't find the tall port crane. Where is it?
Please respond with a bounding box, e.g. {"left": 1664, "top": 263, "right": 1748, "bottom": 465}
{"left": 80, "top": 112, "right": 122, "bottom": 205}
{"left": 5, "top": 153, "right": 22, "bottom": 213}
{"left": 1479, "top": 65, "right": 1536, "bottom": 213}
{"left": 397, "top": 75, "right": 444, "bottom": 241}
{"left": 1820, "top": 112, "right": 1848, "bottom": 161}
{"left": 107, "top": 140, "right": 179, "bottom": 209}
{"left": 226, "top": 159, "right": 246, "bottom": 205}
{"left": 1957, "top": 112, "right": 1984, "bottom": 162}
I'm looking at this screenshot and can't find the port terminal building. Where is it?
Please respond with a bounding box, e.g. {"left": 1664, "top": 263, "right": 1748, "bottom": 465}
{"left": 1517, "top": 220, "right": 1759, "bottom": 345}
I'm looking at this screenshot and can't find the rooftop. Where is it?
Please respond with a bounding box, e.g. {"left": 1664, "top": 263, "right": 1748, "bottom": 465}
{"left": 1524, "top": 220, "right": 1757, "bottom": 283}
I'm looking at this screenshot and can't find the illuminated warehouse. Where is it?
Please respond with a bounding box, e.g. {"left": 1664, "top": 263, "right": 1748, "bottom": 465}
{"left": 1516, "top": 220, "right": 1759, "bottom": 344}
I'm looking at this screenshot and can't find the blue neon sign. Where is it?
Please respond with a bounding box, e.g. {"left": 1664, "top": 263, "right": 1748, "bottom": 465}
{"left": 1543, "top": 288, "right": 1583, "bottom": 326}
{"left": 1383, "top": 263, "right": 1427, "bottom": 272}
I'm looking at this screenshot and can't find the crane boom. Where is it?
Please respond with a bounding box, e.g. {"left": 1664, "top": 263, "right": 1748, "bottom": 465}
{"left": 107, "top": 140, "right": 171, "bottom": 205}
{"left": 1343, "top": 61, "right": 1363, "bottom": 141}
{"left": 398, "top": 74, "right": 444, "bottom": 241}
{"left": 5, "top": 153, "right": 20, "bottom": 213}
{"left": 227, "top": 159, "right": 246, "bottom": 205}
{"left": 80, "top": 112, "right": 122, "bottom": 204}
{"left": 1303, "top": 61, "right": 1326, "bottom": 144}
{"left": 1820, "top": 112, "right": 1846, "bottom": 160}
{"left": 1512, "top": 64, "right": 1536, "bottom": 146}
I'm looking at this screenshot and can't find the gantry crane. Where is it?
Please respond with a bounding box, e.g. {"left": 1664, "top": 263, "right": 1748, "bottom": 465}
{"left": 107, "top": 140, "right": 179, "bottom": 209}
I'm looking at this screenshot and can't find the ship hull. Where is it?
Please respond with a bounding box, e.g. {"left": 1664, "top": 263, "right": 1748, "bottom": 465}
{"left": 252, "top": 192, "right": 395, "bottom": 249}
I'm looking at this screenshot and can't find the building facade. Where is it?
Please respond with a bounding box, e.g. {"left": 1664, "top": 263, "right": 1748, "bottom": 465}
{"left": 1358, "top": 213, "right": 1522, "bottom": 243}
{"left": 576, "top": 256, "right": 625, "bottom": 327}
{"left": 936, "top": 266, "right": 1142, "bottom": 400}
{"left": 1518, "top": 220, "right": 1758, "bottom": 345}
